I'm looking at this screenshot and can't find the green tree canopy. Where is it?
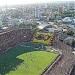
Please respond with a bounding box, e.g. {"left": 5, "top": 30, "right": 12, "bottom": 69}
{"left": 67, "top": 29, "right": 74, "bottom": 36}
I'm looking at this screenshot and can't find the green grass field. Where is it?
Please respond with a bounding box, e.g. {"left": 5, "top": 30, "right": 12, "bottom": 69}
{"left": 33, "top": 32, "right": 54, "bottom": 44}
{"left": 0, "top": 43, "right": 58, "bottom": 75}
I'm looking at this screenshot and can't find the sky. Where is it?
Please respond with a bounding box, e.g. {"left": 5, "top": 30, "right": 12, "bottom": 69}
{"left": 0, "top": 0, "right": 74, "bottom": 6}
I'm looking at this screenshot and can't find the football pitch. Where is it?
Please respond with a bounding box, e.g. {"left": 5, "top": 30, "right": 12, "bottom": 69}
{"left": 0, "top": 43, "right": 58, "bottom": 75}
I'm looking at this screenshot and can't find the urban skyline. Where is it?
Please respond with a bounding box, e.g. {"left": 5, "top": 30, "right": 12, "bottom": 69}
{"left": 0, "top": 0, "right": 74, "bottom": 6}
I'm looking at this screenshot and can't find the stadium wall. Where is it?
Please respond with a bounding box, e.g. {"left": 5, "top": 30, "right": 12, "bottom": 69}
{"left": 0, "top": 28, "right": 34, "bottom": 52}
{"left": 40, "top": 52, "right": 62, "bottom": 75}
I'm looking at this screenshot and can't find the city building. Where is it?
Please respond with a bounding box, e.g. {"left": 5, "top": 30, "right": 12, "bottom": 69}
{"left": 34, "top": 6, "right": 40, "bottom": 19}
{"left": 58, "top": 6, "right": 64, "bottom": 14}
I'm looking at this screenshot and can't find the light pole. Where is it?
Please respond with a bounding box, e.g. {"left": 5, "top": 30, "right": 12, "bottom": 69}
{"left": 71, "top": 39, "right": 75, "bottom": 51}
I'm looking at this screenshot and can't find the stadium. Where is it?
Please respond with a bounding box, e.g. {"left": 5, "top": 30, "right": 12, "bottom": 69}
{"left": 0, "top": 28, "right": 75, "bottom": 75}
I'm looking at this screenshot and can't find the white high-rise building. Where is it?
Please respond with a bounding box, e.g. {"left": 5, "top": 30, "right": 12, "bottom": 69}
{"left": 50, "top": 8, "right": 55, "bottom": 19}
{"left": 74, "top": 2, "right": 75, "bottom": 12}
{"left": 34, "top": 6, "right": 40, "bottom": 19}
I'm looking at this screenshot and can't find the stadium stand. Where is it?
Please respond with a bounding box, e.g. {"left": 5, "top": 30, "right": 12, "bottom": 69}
{"left": 0, "top": 28, "right": 34, "bottom": 52}
{"left": 0, "top": 27, "right": 75, "bottom": 75}
{"left": 43, "top": 40, "right": 75, "bottom": 75}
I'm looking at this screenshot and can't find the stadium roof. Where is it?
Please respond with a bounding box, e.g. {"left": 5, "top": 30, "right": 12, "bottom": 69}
{"left": 62, "top": 17, "right": 73, "bottom": 23}
{"left": 38, "top": 24, "right": 52, "bottom": 29}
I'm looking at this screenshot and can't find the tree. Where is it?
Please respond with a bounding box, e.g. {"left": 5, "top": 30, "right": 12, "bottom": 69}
{"left": 61, "top": 11, "right": 75, "bottom": 18}
{"left": 67, "top": 29, "right": 74, "bottom": 36}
